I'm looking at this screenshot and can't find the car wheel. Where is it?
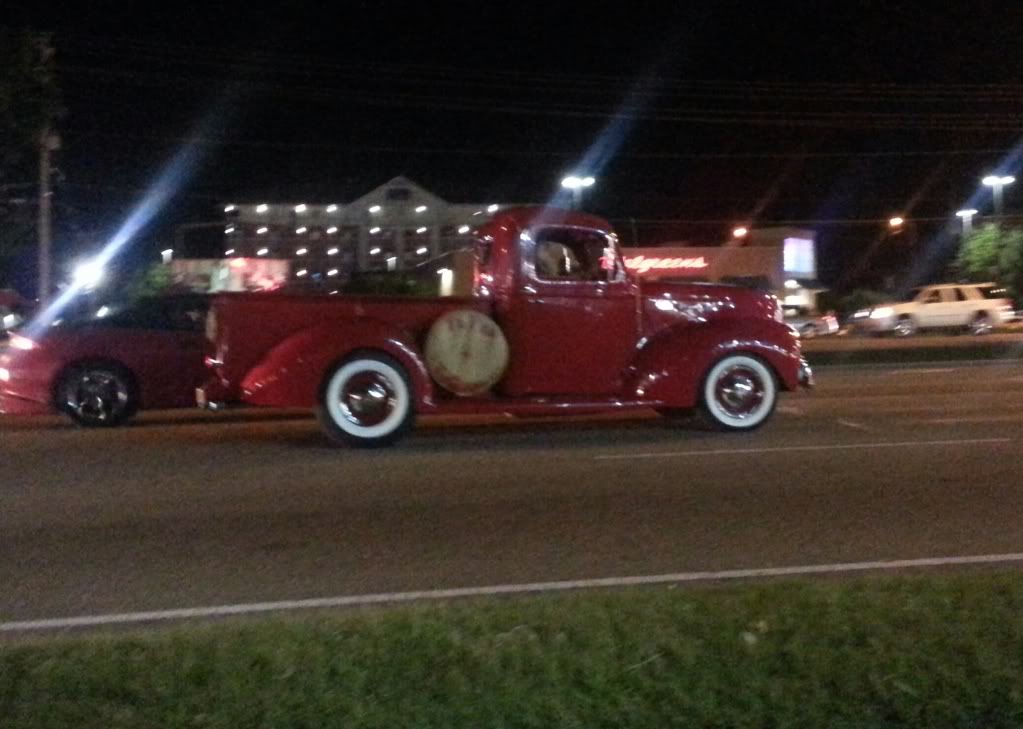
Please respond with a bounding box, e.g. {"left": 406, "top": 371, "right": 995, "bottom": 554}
{"left": 698, "top": 354, "right": 778, "bottom": 432}
{"left": 57, "top": 364, "right": 136, "bottom": 428}
{"left": 893, "top": 315, "right": 917, "bottom": 337}
{"left": 800, "top": 323, "right": 818, "bottom": 339}
{"left": 316, "top": 353, "right": 415, "bottom": 447}
{"left": 969, "top": 312, "right": 994, "bottom": 336}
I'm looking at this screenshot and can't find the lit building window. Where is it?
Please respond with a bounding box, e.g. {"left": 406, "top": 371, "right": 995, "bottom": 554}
{"left": 257, "top": 227, "right": 268, "bottom": 235}
{"left": 369, "top": 247, "right": 381, "bottom": 256}
{"left": 326, "top": 226, "right": 338, "bottom": 234}
{"left": 257, "top": 247, "right": 269, "bottom": 256}
{"left": 294, "top": 204, "right": 307, "bottom": 213}
{"left": 369, "top": 227, "right": 381, "bottom": 234}
{"left": 369, "top": 205, "right": 382, "bottom": 214}
{"left": 458, "top": 225, "right": 471, "bottom": 234}
{"left": 327, "top": 204, "right": 339, "bottom": 213}
{"left": 295, "top": 227, "right": 307, "bottom": 235}
{"left": 296, "top": 248, "right": 308, "bottom": 256}
{"left": 327, "top": 247, "right": 339, "bottom": 255}
{"left": 416, "top": 226, "right": 427, "bottom": 234}
{"left": 415, "top": 205, "right": 427, "bottom": 213}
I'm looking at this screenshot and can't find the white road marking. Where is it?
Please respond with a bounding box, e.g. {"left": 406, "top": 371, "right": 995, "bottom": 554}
{"left": 918, "top": 416, "right": 1023, "bottom": 425}
{"left": 595, "top": 437, "right": 1012, "bottom": 461}
{"left": 836, "top": 418, "right": 871, "bottom": 431}
{"left": 5, "top": 552, "right": 1023, "bottom": 633}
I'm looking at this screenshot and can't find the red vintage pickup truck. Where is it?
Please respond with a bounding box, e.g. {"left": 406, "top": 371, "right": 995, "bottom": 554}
{"left": 199, "top": 207, "right": 811, "bottom": 446}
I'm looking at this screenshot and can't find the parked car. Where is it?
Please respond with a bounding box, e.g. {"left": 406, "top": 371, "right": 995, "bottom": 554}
{"left": 0, "top": 294, "right": 209, "bottom": 426}
{"left": 783, "top": 306, "right": 840, "bottom": 338}
{"left": 851, "top": 283, "right": 1015, "bottom": 336}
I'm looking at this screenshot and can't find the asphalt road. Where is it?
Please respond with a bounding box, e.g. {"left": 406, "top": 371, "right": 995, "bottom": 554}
{"left": 4, "top": 360, "right": 1023, "bottom": 630}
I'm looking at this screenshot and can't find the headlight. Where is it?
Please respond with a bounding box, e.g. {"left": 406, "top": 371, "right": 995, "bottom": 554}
{"left": 852, "top": 309, "right": 870, "bottom": 319}
{"left": 8, "top": 334, "right": 35, "bottom": 351}
{"left": 870, "top": 307, "right": 894, "bottom": 319}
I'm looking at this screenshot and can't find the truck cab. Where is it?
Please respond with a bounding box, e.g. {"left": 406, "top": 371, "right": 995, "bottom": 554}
{"left": 200, "top": 206, "right": 810, "bottom": 446}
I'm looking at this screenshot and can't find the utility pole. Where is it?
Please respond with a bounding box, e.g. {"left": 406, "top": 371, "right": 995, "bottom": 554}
{"left": 35, "top": 33, "right": 59, "bottom": 307}
{"left": 37, "top": 127, "right": 59, "bottom": 306}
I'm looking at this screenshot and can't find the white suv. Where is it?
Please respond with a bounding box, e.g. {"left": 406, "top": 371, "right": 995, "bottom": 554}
{"left": 853, "top": 283, "right": 1014, "bottom": 336}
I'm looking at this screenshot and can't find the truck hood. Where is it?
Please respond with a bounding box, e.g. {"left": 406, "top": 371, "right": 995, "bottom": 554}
{"left": 640, "top": 280, "right": 781, "bottom": 322}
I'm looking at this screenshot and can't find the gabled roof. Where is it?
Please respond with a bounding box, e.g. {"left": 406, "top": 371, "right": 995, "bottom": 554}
{"left": 346, "top": 176, "right": 449, "bottom": 208}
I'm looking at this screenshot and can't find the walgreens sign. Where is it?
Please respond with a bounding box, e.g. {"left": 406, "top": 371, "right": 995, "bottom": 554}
{"left": 623, "top": 254, "right": 709, "bottom": 275}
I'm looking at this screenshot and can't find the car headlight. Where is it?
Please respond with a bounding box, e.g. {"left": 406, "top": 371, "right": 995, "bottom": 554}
{"left": 870, "top": 307, "right": 894, "bottom": 319}
{"left": 852, "top": 309, "right": 870, "bottom": 319}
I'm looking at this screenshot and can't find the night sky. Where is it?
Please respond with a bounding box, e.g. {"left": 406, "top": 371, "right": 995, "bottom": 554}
{"left": 8, "top": 0, "right": 1023, "bottom": 293}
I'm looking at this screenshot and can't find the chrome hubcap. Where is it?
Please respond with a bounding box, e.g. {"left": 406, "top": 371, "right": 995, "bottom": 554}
{"left": 894, "top": 318, "right": 914, "bottom": 336}
{"left": 972, "top": 317, "right": 992, "bottom": 335}
{"left": 714, "top": 366, "right": 766, "bottom": 419}
{"left": 339, "top": 372, "right": 397, "bottom": 427}
{"left": 66, "top": 371, "right": 128, "bottom": 423}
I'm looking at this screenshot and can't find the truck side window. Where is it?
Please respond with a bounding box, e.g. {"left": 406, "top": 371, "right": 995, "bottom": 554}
{"left": 533, "top": 228, "right": 614, "bottom": 283}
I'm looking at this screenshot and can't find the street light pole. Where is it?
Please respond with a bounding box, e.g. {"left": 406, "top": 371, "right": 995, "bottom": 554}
{"left": 982, "top": 175, "right": 1015, "bottom": 217}
{"left": 956, "top": 209, "right": 978, "bottom": 236}
{"left": 560, "top": 175, "right": 596, "bottom": 210}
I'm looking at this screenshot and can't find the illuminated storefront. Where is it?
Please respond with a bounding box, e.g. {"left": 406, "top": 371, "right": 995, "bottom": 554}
{"left": 623, "top": 227, "right": 822, "bottom": 308}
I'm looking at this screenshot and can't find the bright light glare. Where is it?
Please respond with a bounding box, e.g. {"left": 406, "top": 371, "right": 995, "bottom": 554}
{"left": 294, "top": 204, "right": 307, "bottom": 213}
{"left": 369, "top": 227, "right": 381, "bottom": 234}
{"left": 224, "top": 205, "right": 235, "bottom": 213}
{"left": 72, "top": 260, "right": 105, "bottom": 290}
{"left": 785, "top": 279, "right": 800, "bottom": 290}
{"left": 295, "top": 227, "right": 307, "bottom": 235}
{"left": 733, "top": 227, "right": 749, "bottom": 238}
{"left": 889, "top": 217, "right": 905, "bottom": 227}
{"left": 438, "top": 267, "right": 452, "bottom": 275}
{"left": 870, "top": 307, "right": 894, "bottom": 319}
{"left": 9, "top": 334, "right": 34, "bottom": 351}
{"left": 487, "top": 204, "right": 499, "bottom": 212}
{"left": 415, "top": 205, "right": 427, "bottom": 213}
{"left": 296, "top": 248, "right": 308, "bottom": 255}
{"left": 296, "top": 269, "right": 308, "bottom": 277}
{"left": 327, "top": 204, "right": 339, "bottom": 213}
{"left": 257, "top": 227, "right": 268, "bottom": 235}
{"left": 327, "top": 247, "right": 339, "bottom": 255}
{"left": 257, "top": 248, "right": 269, "bottom": 256}
{"left": 458, "top": 225, "right": 471, "bottom": 234}
{"left": 561, "top": 177, "right": 594, "bottom": 190}
{"left": 96, "top": 306, "right": 110, "bottom": 319}
{"left": 369, "top": 205, "right": 382, "bottom": 213}
{"left": 416, "top": 246, "right": 428, "bottom": 255}
{"left": 0, "top": 367, "right": 8, "bottom": 382}
{"left": 225, "top": 248, "right": 235, "bottom": 256}
{"left": 225, "top": 226, "right": 235, "bottom": 234}
{"left": 327, "top": 268, "right": 339, "bottom": 277}
{"left": 983, "top": 175, "right": 1016, "bottom": 186}
{"left": 956, "top": 209, "right": 978, "bottom": 218}
{"left": 257, "top": 204, "right": 269, "bottom": 213}
{"left": 326, "top": 226, "right": 338, "bottom": 234}
{"left": 369, "top": 247, "right": 381, "bottom": 255}
{"left": 416, "top": 226, "right": 427, "bottom": 233}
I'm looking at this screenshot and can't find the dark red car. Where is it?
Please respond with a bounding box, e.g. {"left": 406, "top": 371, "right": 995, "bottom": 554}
{"left": 0, "top": 295, "right": 209, "bottom": 426}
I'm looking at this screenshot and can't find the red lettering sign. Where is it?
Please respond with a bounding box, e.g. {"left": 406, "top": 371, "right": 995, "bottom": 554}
{"left": 624, "top": 255, "right": 709, "bottom": 274}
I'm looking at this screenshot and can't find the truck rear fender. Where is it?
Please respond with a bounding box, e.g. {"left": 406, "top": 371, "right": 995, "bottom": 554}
{"left": 240, "top": 319, "right": 436, "bottom": 409}
{"left": 627, "top": 318, "right": 802, "bottom": 407}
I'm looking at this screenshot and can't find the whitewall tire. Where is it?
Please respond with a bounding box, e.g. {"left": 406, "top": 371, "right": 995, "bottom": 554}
{"left": 317, "top": 353, "right": 414, "bottom": 447}
{"left": 699, "top": 354, "right": 778, "bottom": 431}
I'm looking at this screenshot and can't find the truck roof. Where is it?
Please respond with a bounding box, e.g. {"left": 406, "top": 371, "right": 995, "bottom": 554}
{"left": 487, "top": 206, "right": 616, "bottom": 236}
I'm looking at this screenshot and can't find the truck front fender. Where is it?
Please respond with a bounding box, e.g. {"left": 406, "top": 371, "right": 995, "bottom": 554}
{"left": 240, "top": 318, "right": 436, "bottom": 409}
{"left": 627, "top": 318, "right": 802, "bottom": 407}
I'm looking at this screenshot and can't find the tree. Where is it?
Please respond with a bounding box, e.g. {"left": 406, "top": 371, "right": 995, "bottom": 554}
{"left": 956, "top": 224, "right": 1023, "bottom": 298}
{"left": 0, "top": 29, "right": 61, "bottom": 287}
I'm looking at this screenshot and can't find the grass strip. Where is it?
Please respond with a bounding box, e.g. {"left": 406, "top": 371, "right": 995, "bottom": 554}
{"left": 3, "top": 573, "right": 1023, "bottom": 728}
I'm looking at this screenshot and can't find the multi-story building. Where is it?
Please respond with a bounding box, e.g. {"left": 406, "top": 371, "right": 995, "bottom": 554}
{"left": 221, "top": 176, "right": 522, "bottom": 289}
